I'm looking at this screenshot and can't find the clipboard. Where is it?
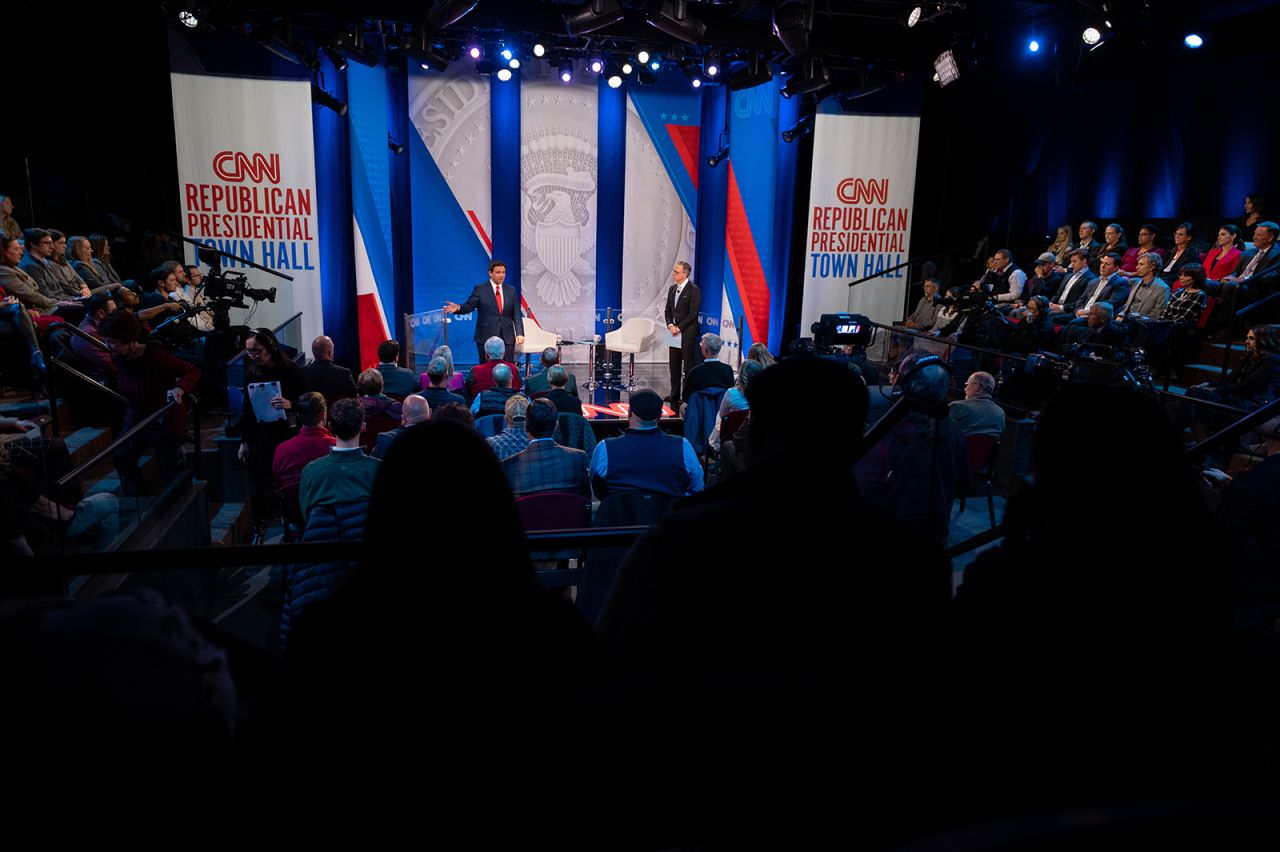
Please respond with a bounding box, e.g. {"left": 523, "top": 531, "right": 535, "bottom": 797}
{"left": 247, "top": 381, "right": 287, "bottom": 423}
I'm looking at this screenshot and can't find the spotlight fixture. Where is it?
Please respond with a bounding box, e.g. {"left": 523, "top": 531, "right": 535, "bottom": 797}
{"left": 406, "top": 30, "right": 449, "bottom": 72}
{"left": 559, "top": 59, "right": 574, "bottom": 83}
{"left": 589, "top": 57, "right": 604, "bottom": 74}
{"left": 707, "top": 144, "right": 729, "bottom": 168}
{"left": 500, "top": 48, "right": 513, "bottom": 61}
{"left": 772, "top": 2, "right": 811, "bottom": 56}
{"left": 388, "top": 134, "right": 406, "bottom": 155}
{"left": 258, "top": 18, "right": 307, "bottom": 65}
{"left": 907, "top": 6, "right": 922, "bottom": 27}
{"left": 608, "top": 74, "right": 623, "bottom": 88}
{"left": 650, "top": 59, "right": 661, "bottom": 70}
{"left": 781, "top": 114, "right": 814, "bottom": 143}
{"left": 691, "top": 77, "right": 702, "bottom": 88}
{"left": 497, "top": 67, "right": 513, "bottom": 81}
{"left": 467, "top": 40, "right": 483, "bottom": 59}
{"left": 509, "top": 58, "right": 521, "bottom": 69}
{"left": 427, "top": 0, "right": 480, "bottom": 30}
{"left": 533, "top": 42, "right": 547, "bottom": 57}
{"left": 1028, "top": 39, "right": 1039, "bottom": 52}
{"left": 1082, "top": 26, "right": 1101, "bottom": 45}
{"left": 905, "top": 2, "right": 964, "bottom": 28}
{"left": 564, "top": 0, "right": 626, "bottom": 36}
{"left": 781, "top": 56, "right": 829, "bottom": 99}
{"left": 621, "top": 60, "right": 634, "bottom": 74}
{"left": 311, "top": 83, "right": 348, "bottom": 116}
{"left": 333, "top": 29, "right": 379, "bottom": 67}
{"left": 704, "top": 50, "right": 720, "bottom": 77}
{"left": 637, "top": 49, "right": 651, "bottom": 64}
{"left": 1184, "top": 33, "right": 1203, "bottom": 48}
{"left": 178, "top": 9, "right": 200, "bottom": 28}
{"left": 933, "top": 49, "right": 960, "bottom": 86}
{"left": 646, "top": 0, "right": 707, "bottom": 44}
{"left": 321, "top": 46, "right": 348, "bottom": 71}
{"left": 728, "top": 52, "right": 772, "bottom": 91}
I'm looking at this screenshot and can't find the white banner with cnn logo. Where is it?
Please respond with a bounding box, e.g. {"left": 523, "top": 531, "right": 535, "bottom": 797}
{"left": 799, "top": 111, "right": 920, "bottom": 333}
{"left": 170, "top": 73, "right": 323, "bottom": 346}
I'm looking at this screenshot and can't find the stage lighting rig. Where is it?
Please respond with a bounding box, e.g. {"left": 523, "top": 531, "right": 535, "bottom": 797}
{"left": 904, "top": 2, "right": 964, "bottom": 28}
{"left": 933, "top": 49, "right": 960, "bottom": 86}
{"left": 704, "top": 50, "right": 720, "bottom": 77}
{"left": 321, "top": 46, "right": 348, "bottom": 71}
{"left": 728, "top": 52, "right": 772, "bottom": 91}
{"left": 647, "top": 0, "right": 707, "bottom": 44}
{"left": 427, "top": 0, "right": 479, "bottom": 30}
{"left": 707, "top": 144, "right": 729, "bottom": 168}
{"left": 781, "top": 113, "right": 813, "bottom": 143}
{"left": 772, "top": 2, "right": 811, "bottom": 56}
{"left": 406, "top": 29, "right": 449, "bottom": 71}
{"left": 332, "top": 29, "right": 378, "bottom": 67}
{"left": 781, "top": 56, "right": 828, "bottom": 99}
{"left": 311, "top": 83, "right": 348, "bottom": 116}
{"left": 564, "top": 0, "right": 626, "bottom": 36}
{"left": 257, "top": 17, "right": 308, "bottom": 65}
{"left": 559, "top": 59, "right": 574, "bottom": 83}
{"left": 388, "top": 134, "right": 406, "bottom": 155}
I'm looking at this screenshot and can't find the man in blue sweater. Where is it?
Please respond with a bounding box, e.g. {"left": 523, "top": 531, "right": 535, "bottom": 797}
{"left": 589, "top": 389, "right": 702, "bottom": 498}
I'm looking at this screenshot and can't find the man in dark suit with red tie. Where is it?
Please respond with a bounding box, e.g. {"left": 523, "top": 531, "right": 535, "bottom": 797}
{"left": 444, "top": 259, "right": 525, "bottom": 364}
{"left": 664, "top": 260, "right": 702, "bottom": 404}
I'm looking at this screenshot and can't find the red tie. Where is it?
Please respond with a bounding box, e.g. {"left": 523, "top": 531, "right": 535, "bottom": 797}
{"left": 494, "top": 285, "right": 503, "bottom": 315}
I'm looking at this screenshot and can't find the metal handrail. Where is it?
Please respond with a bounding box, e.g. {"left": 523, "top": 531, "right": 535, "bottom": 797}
{"left": 946, "top": 525, "right": 1006, "bottom": 560}
{"left": 55, "top": 400, "right": 179, "bottom": 487}
{"left": 7, "top": 526, "right": 650, "bottom": 576}
{"left": 48, "top": 357, "right": 127, "bottom": 404}
{"left": 1154, "top": 388, "right": 1248, "bottom": 417}
{"left": 1184, "top": 396, "right": 1280, "bottom": 463}
{"left": 867, "top": 320, "right": 1033, "bottom": 365}
{"left": 225, "top": 311, "right": 303, "bottom": 367}
{"left": 45, "top": 320, "right": 109, "bottom": 352}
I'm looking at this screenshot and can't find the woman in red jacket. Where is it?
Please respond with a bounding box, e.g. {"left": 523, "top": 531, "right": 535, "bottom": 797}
{"left": 1201, "top": 225, "right": 1244, "bottom": 281}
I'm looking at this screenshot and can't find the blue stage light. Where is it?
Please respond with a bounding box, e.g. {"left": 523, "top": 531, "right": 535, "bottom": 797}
{"left": 1184, "top": 33, "right": 1203, "bottom": 48}
{"left": 500, "top": 48, "right": 513, "bottom": 61}
{"left": 650, "top": 60, "right": 661, "bottom": 70}
{"left": 1028, "top": 39, "right": 1040, "bottom": 53}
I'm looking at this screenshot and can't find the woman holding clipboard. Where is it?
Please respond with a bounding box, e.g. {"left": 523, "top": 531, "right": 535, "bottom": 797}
{"left": 236, "top": 328, "right": 303, "bottom": 531}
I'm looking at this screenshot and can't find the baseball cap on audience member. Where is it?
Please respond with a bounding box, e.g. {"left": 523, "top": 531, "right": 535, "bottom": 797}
{"left": 1036, "top": 252, "right": 1057, "bottom": 264}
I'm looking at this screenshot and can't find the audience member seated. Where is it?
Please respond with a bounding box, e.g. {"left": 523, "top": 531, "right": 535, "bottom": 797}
{"left": 524, "top": 346, "right": 578, "bottom": 398}
{"left": 590, "top": 389, "right": 703, "bottom": 499}
{"left": 486, "top": 393, "right": 531, "bottom": 461}
{"left": 1047, "top": 224, "right": 1074, "bottom": 266}
{"left": 0, "top": 193, "right": 19, "bottom": 239}
{"left": 18, "top": 228, "right": 66, "bottom": 299}
{"left": 422, "top": 343, "right": 467, "bottom": 393}
{"left": 1116, "top": 253, "right": 1171, "bottom": 320}
{"left": 1060, "top": 301, "right": 1126, "bottom": 353}
{"left": 983, "top": 249, "right": 1025, "bottom": 305}
{"left": 68, "top": 235, "right": 111, "bottom": 288}
{"left": 1202, "top": 225, "right": 1244, "bottom": 282}
{"left": 471, "top": 364, "right": 520, "bottom": 419}
{"left": 949, "top": 371, "right": 1006, "bottom": 437}
{"left": 1178, "top": 325, "right": 1280, "bottom": 447}
{"left": 1004, "top": 295, "right": 1054, "bottom": 354}
{"left": 1098, "top": 222, "right": 1128, "bottom": 267}
{"left": 271, "top": 392, "right": 335, "bottom": 492}
{"left": 373, "top": 394, "right": 430, "bottom": 460}
{"left": 1219, "top": 220, "right": 1280, "bottom": 311}
{"left": 1075, "top": 219, "right": 1103, "bottom": 266}
{"left": 1159, "top": 222, "right": 1201, "bottom": 282}
{"left": 0, "top": 289, "right": 45, "bottom": 382}
{"left": 466, "top": 335, "right": 521, "bottom": 400}
{"left": 298, "top": 398, "right": 380, "bottom": 525}
{"left": 1047, "top": 249, "right": 1097, "bottom": 320}
{"left": 73, "top": 293, "right": 117, "bottom": 379}
{"left": 137, "top": 265, "right": 184, "bottom": 315}
{"left": 543, "top": 365, "right": 582, "bottom": 415}
{"left": 745, "top": 341, "right": 776, "bottom": 368}
{"left": 1062, "top": 252, "right": 1129, "bottom": 324}
{"left": 98, "top": 310, "right": 199, "bottom": 489}
{"left": 1166, "top": 264, "right": 1209, "bottom": 376}
{"left": 373, "top": 339, "right": 420, "bottom": 396}
{"left": 1242, "top": 192, "right": 1266, "bottom": 239}
{"left": 1120, "top": 223, "right": 1166, "bottom": 273}
{"left": 502, "top": 399, "right": 589, "bottom": 497}
{"left": 902, "top": 276, "right": 941, "bottom": 330}
{"left": 431, "top": 401, "right": 474, "bottom": 428}
{"left": 177, "top": 264, "right": 214, "bottom": 334}
{"left": 1, "top": 234, "right": 63, "bottom": 317}
{"left": 855, "top": 352, "right": 969, "bottom": 542}
{"left": 301, "top": 334, "right": 357, "bottom": 400}
{"left": 1023, "top": 253, "right": 1063, "bottom": 303}
{"left": 954, "top": 384, "right": 1230, "bottom": 661}
{"left": 356, "top": 367, "right": 402, "bottom": 422}
{"left": 596, "top": 356, "right": 949, "bottom": 679}
{"left": 419, "top": 355, "right": 467, "bottom": 411}
{"left": 709, "top": 360, "right": 762, "bottom": 452}
{"left": 682, "top": 333, "right": 734, "bottom": 403}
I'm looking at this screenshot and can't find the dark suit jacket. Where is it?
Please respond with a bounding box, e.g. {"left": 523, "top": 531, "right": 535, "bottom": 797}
{"left": 1051, "top": 269, "right": 1098, "bottom": 312}
{"left": 420, "top": 386, "right": 467, "bottom": 411}
{"left": 502, "top": 438, "right": 590, "bottom": 497}
{"left": 302, "top": 359, "right": 358, "bottom": 400}
{"left": 456, "top": 281, "right": 524, "bottom": 345}
{"left": 665, "top": 281, "right": 701, "bottom": 340}
{"left": 1158, "top": 246, "right": 1201, "bottom": 282}
{"left": 1025, "top": 271, "right": 1063, "bottom": 302}
{"left": 376, "top": 362, "right": 421, "bottom": 396}
{"left": 1079, "top": 274, "right": 1130, "bottom": 313}
{"left": 683, "top": 359, "right": 734, "bottom": 401}
{"left": 18, "top": 255, "right": 62, "bottom": 299}
{"left": 526, "top": 368, "right": 578, "bottom": 398}
{"left": 545, "top": 387, "right": 583, "bottom": 416}
{"left": 1237, "top": 245, "right": 1280, "bottom": 291}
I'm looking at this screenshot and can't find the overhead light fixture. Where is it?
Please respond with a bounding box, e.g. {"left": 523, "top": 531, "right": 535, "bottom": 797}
{"left": 1184, "top": 33, "right": 1203, "bottom": 48}
{"left": 178, "top": 8, "right": 200, "bottom": 28}
{"left": 533, "top": 42, "right": 547, "bottom": 57}
{"left": 646, "top": 0, "right": 707, "bottom": 44}
{"left": 621, "top": 60, "right": 634, "bottom": 74}
{"left": 707, "top": 144, "right": 729, "bottom": 168}
{"left": 333, "top": 29, "right": 379, "bottom": 67}
{"left": 427, "top": 0, "right": 479, "bottom": 30}
{"left": 933, "top": 49, "right": 960, "bottom": 86}
{"left": 608, "top": 74, "right": 623, "bottom": 88}
{"left": 772, "top": 2, "right": 810, "bottom": 55}
{"left": 509, "top": 58, "right": 521, "bottom": 69}
{"left": 559, "top": 59, "right": 574, "bottom": 83}
{"left": 406, "top": 30, "right": 449, "bottom": 72}
{"left": 564, "top": 0, "right": 626, "bottom": 36}
{"left": 497, "top": 68, "right": 513, "bottom": 81}
{"left": 589, "top": 57, "right": 604, "bottom": 74}
{"left": 728, "top": 52, "right": 772, "bottom": 91}
{"left": 704, "top": 50, "right": 720, "bottom": 77}
{"left": 650, "top": 59, "right": 662, "bottom": 70}
{"left": 781, "top": 56, "right": 829, "bottom": 98}
{"left": 311, "top": 83, "right": 348, "bottom": 116}
{"left": 637, "top": 49, "right": 651, "bottom": 64}
{"left": 388, "top": 134, "right": 406, "bottom": 155}
{"left": 467, "top": 38, "right": 483, "bottom": 59}
{"left": 258, "top": 18, "right": 307, "bottom": 65}
{"left": 1082, "top": 26, "right": 1101, "bottom": 45}
{"left": 1028, "top": 39, "right": 1040, "bottom": 53}
{"left": 781, "top": 114, "right": 813, "bottom": 143}
{"left": 907, "top": 6, "right": 922, "bottom": 27}
{"left": 500, "top": 48, "right": 514, "bottom": 62}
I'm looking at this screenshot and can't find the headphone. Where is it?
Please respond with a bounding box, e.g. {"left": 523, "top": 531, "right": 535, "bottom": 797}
{"left": 891, "top": 352, "right": 951, "bottom": 399}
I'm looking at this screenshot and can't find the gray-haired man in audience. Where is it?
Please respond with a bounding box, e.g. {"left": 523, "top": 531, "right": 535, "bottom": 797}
{"left": 948, "top": 372, "right": 1006, "bottom": 437}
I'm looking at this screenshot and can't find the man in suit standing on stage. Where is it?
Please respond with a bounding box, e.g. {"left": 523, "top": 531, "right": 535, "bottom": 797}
{"left": 664, "top": 260, "right": 702, "bottom": 404}
{"left": 443, "top": 259, "right": 524, "bottom": 364}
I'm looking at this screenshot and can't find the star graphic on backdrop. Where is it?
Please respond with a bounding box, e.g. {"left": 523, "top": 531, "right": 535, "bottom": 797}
{"left": 660, "top": 112, "right": 668, "bottom": 119}
{"left": 464, "top": 132, "right": 475, "bottom": 143}
{"left": 681, "top": 113, "right": 690, "bottom": 121}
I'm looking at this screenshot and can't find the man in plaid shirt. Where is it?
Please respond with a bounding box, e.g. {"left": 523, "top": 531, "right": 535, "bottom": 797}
{"left": 502, "top": 399, "right": 590, "bottom": 497}
{"left": 486, "top": 394, "right": 531, "bottom": 461}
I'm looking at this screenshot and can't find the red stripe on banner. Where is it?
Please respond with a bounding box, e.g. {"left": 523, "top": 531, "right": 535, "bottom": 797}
{"left": 581, "top": 402, "right": 677, "bottom": 420}
{"left": 356, "top": 292, "right": 388, "bottom": 370}
{"left": 467, "top": 210, "right": 493, "bottom": 254}
{"left": 724, "top": 164, "right": 771, "bottom": 344}
{"left": 666, "top": 125, "right": 702, "bottom": 192}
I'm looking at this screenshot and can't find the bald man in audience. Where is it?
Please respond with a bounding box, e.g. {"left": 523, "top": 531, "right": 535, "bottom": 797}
{"left": 373, "top": 394, "right": 430, "bottom": 460}
{"left": 301, "top": 334, "right": 357, "bottom": 400}
{"left": 949, "top": 372, "right": 1006, "bottom": 437}
{"left": 472, "top": 364, "right": 521, "bottom": 418}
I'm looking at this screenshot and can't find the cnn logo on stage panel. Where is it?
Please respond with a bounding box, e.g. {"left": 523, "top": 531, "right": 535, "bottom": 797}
{"left": 212, "top": 151, "right": 281, "bottom": 184}
{"left": 835, "top": 177, "right": 889, "bottom": 205}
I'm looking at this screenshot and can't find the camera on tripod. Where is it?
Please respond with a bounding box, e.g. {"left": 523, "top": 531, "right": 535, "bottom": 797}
{"left": 811, "top": 313, "right": 874, "bottom": 352}
{"left": 202, "top": 270, "right": 276, "bottom": 309}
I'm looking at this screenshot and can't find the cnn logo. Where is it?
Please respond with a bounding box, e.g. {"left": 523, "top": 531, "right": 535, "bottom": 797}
{"left": 836, "top": 177, "right": 888, "bottom": 205}
{"left": 213, "top": 151, "right": 281, "bottom": 184}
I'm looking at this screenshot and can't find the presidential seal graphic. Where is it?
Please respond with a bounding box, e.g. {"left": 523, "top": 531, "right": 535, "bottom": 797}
{"left": 520, "top": 131, "right": 597, "bottom": 308}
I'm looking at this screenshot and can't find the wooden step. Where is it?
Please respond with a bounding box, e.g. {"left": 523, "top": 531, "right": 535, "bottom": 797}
{"left": 62, "top": 426, "right": 112, "bottom": 469}
{"left": 1198, "top": 342, "right": 1248, "bottom": 371}
{"left": 1181, "top": 364, "right": 1232, "bottom": 387}
{"left": 209, "top": 501, "right": 252, "bottom": 547}
{"left": 0, "top": 397, "right": 67, "bottom": 430}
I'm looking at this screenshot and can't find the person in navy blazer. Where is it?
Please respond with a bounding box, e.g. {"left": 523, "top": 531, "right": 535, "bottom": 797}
{"left": 444, "top": 259, "right": 524, "bottom": 363}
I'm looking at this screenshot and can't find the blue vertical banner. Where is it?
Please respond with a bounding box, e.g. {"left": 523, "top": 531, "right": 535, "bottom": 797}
{"left": 491, "top": 72, "right": 522, "bottom": 299}
{"left": 313, "top": 57, "right": 357, "bottom": 361}
{"left": 596, "top": 76, "right": 627, "bottom": 339}
{"left": 348, "top": 61, "right": 397, "bottom": 367}
{"left": 694, "top": 84, "right": 729, "bottom": 349}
